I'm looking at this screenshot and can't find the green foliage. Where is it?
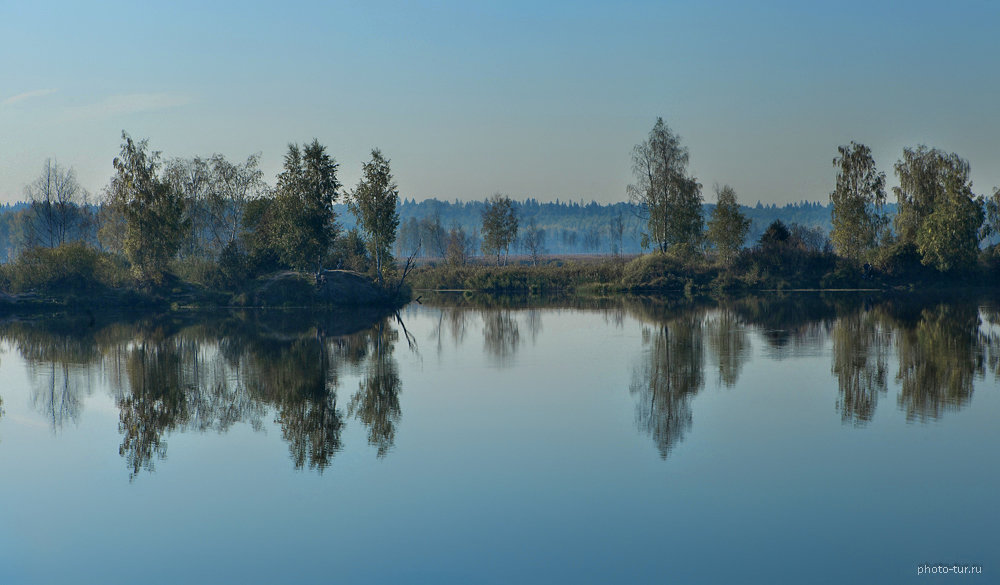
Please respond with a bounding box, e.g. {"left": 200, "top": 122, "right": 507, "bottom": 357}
{"left": 980, "top": 186, "right": 1000, "bottom": 241}
{"left": 167, "top": 240, "right": 251, "bottom": 291}
{"left": 329, "top": 229, "right": 372, "bottom": 273}
{"left": 709, "top": 271, "right": 744, "bottom": 295}
{"left": 893, "top": 146, "right": 984, "bottom": 272}
{"left": 105, "top": 132, "right": 189, "bottom": 284}
{"left": 830, "top": 142, "right": 887, "bottom": 261}
{"left": 1, "top": 243, "right": 130, "bottom": 293}
{"left": 663, "top": 242, "right": 704, "bottom": 265}
{"left": 163, "top": 152, "right": 267, "bottom": 260}
{"left": 706, "top": 184, "right": 750, "bottom": 264}
{"left": 621, "top": 252, "right": 691, "bottom": 291}
{"left": 241, "top": 197, "right": 283, "bottom": 276}
{"left": 446, "top": 225, "right": 473, "bottom": 267}
{"left": 348, "top": 149, "right": 399, "bottom": 285}
{"left": 819, "top": 262, "right": 861, "bottom": 289}
{"left": 252, "top": 272, "right": 318, "bottom": 307}
{"left": 271, "top": 140, "right": 340, "bottom": 271}
{"left": 481, "top": 194, "right": 518, "bottom": 266}
{"left": 217, "top": 240, "right": 251, "bottom": 289}
{"left": 894, "top": 146, "right": 966, "bottom": 245}
{"left": 872, "top": 241, "right": 924, "bottom": 278}
{"left": 759, "top": 220, "right": 791, "bottom": 249}
{"left": 409, "top": 260, "right": 623, "bottom": 293}
{"left": 627, "top": 117, "right": 703, "bottom": 252}
{"left": 739, "top": 223, "right": 842, "bottom": 289}
{"left": 168, "top": 256, "right": 219, "bottom": 288}
{"left": 915, "top": 183, "right": 984, "bottom": 272}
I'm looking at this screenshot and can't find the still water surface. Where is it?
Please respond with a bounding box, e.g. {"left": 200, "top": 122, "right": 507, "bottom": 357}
{"left": 0, "top": 294, "right": 997, "bottom": 584}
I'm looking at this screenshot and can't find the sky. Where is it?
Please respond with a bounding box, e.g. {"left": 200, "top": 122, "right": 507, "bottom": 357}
{"left": 1, "top": 0, "right": 999, "bottom": 206}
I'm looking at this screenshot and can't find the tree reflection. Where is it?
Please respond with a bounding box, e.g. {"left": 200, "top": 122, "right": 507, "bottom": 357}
{"left": 0, "top": 308, "right": 408, "bottom": 478}
{"left": 603, "top": 303, "right": 626, "bottom": 329}
{"left": 115, "top": 336, "right": 190, "bottom": 480}
{"left": 630, "top": 315, "right": 704, "bottom": 459}
{"left": 526, "top": 309, "right": 542, "bottom": 344}
{"left": 732, "top": 295, "right": 836, "bottom": 359}
{"left": 30, "top": 361, "right": 88, "bottom": 431}
{"left": 349, "top": 320, "right": 402, "bottom": 458}
{"left": 483, "top": 310, "right": 520, "bottom": 366}
{"left": 830, "top": 309, "right": 890, "bottom": 425}
{"left": 277, "top": 393, "right": 344, "bottom": 471}
{"left": 448, "top": 308, "right": 469, "bottom": 346}
{"left": 705, "top": 308, "right": 750, "bottom": 388}
{"left": 892, "top": 303, "right": 983, "bottom": 421}
{"left": 429, "top": 307, "right": 469, "bottom": 355}
{"left": 980, "top": 307, "right": 1000, "bottom": 379}
{"left": 3, "top": 321, "right": 102, "bottom": 431}
{"left": 239, "top": 332, "right": 346, "bottom": 472}
{"left": 5, "top": 294, "right": 1000, "bottom": 479}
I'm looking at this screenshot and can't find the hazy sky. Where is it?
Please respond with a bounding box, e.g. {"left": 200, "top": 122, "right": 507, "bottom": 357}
{"left": 2, "top": 0, "right": 998, "bottom": 206}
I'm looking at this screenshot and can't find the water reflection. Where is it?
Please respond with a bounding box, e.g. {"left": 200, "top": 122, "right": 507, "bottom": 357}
{"left": 0, "top": 309, "right": 403, "bottom": 479}
{"left": 705, "top": 307, "right": 750, "bottom": 388}
{"left": 4, "top": 318, "right": 100, "bottom": 431}
{"left": 621, "top": 293, "right": 1000, "bottom": 458}
{"left": 891, "top": 303, "right": 984, "bottom": 422}
{"left": 114, "top": 336, "right": 191, "bottom": 478}
{"left": 828, "top": 299, "right": 997, "bottom": 423}
{"left": 4, "top": 293, "right": 1000, "bottom": 475}
{"left": 349, "top": 320, "right": 401, "bottom": 458}
{"left": 830, "top": 308, "right": 890, "bottom": 425}
{"left": 630, "top": 310, "right": 704, "bottom": 459}
{"left": 526, "top": 309, "right": 543, "bottom": 343}
{"left": 483, "top": 311, "right": 520, "bottom": 367}
{"left": 730, "top": 294, "right": 837, "bottom": 358}
{"left": 241, "top": 332, "right": 344, "bottom": 472}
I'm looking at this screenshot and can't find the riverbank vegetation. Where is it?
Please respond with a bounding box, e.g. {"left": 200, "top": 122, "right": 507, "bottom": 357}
{"left": 410, "top": 118, "right": 1000, "bottom": 295}
{"left": 2, "top": 119, "right": 999, "bottom": 307}
{"left": 1, "top": 133, "right": 409, "bottom": 308}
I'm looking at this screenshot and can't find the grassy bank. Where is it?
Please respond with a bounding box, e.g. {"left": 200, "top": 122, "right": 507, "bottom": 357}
{"left": 407, "top": 259, "right": 626, "bottom": 294}
{"left": 4, "top": 241, "right": 997, "bottom": 312}
{"left": 0, "top": 243, "right": 409, "bottom": 311}
{"left": 409, "top": 244, "right": 1000, "bottom": 296}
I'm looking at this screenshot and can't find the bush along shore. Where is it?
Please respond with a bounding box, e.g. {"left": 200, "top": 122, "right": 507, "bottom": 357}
{"left": 7, "top": 128, "right": 1000, "bottom": 311}
{"left": 408, "top": 241, "right": 1000, "bottom": 297}
{"left": 0, "top": 243, "right": 411, "bottom": 312}
{"left": 4, "top": 237, "right": 1000, "bottom": 312}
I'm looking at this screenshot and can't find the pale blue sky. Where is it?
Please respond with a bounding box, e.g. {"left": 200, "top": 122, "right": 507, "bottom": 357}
{"left": 2, "top": 0, "right": 998, "bottom": 205}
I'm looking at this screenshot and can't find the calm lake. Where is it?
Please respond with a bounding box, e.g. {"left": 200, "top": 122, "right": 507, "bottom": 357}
{"left": 0, "top": 293, "right": 996, "bottom": 584}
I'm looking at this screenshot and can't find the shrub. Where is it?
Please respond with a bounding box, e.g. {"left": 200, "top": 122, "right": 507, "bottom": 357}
{"left": 409, "top": 260, "right": 623, "bottom": 293}
{"left": 621, "top": 252, "right": 687, "bottom": 290}
{"left": 252, "top": 272, "right": 317, "bottom": 307}
{"left": 710, "top": 271, "right": 743, "bottom": 295}
{"left": 1, "top": 243, "right": 113, "bottom": 293}
{"left": 218, "top": 241, "right": 251, "bottom": 290}
{"left": 169, "top": 256, "right": 219, "bottom": 288}
{"left": 328, "top": 229, "right": 371, "bottom": 273}
{"left": 873, "top": 241, "right": 926, "bottom": 280}
{"left": 817, "top": 263, "right": 852, "bottom": 289}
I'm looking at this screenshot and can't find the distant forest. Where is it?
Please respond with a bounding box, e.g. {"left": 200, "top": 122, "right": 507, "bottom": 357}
{"left": 353, "top": 198, "right": 838, "bottom": 259}
{"left": 0, "top": 198, "right": 841, "bottom": 263}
